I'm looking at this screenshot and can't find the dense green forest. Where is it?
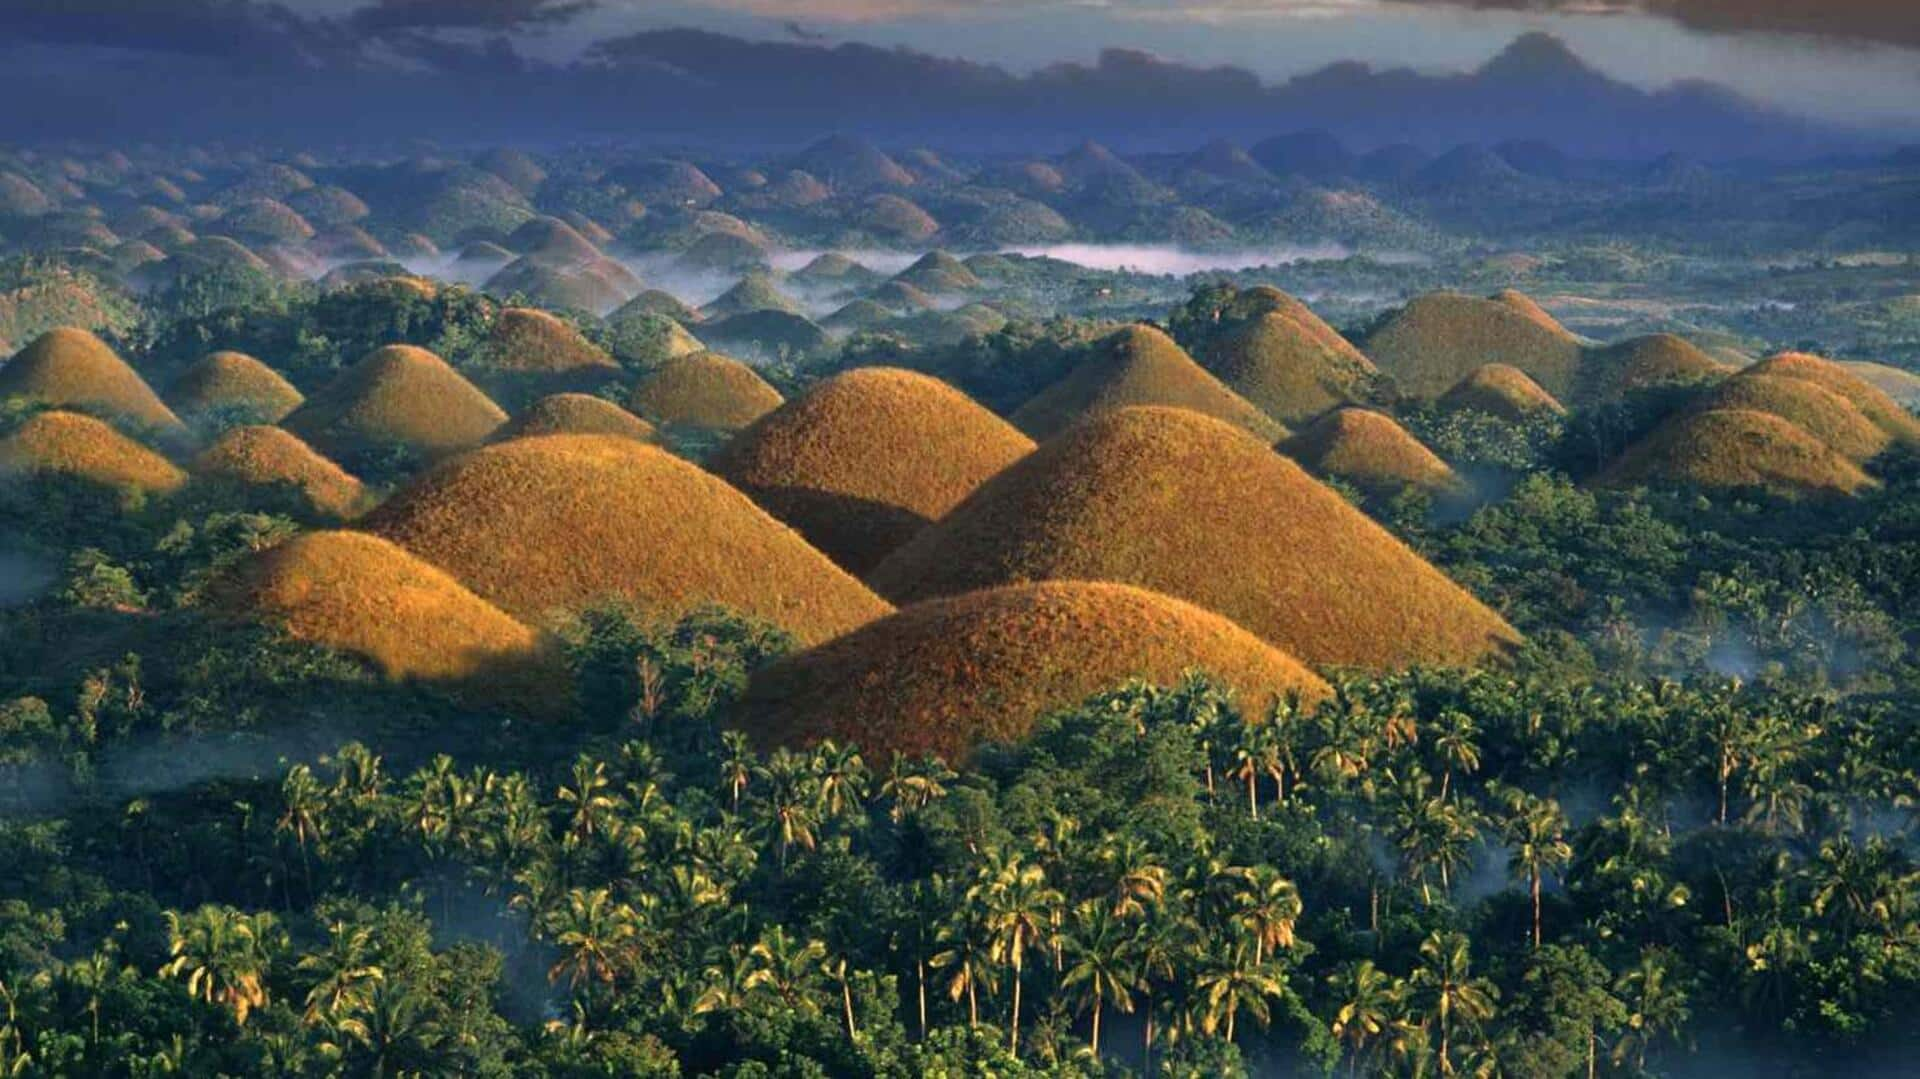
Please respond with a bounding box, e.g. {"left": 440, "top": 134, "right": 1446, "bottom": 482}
{"left": 3, "top": 268, "right": 1920, "bottom": 1078}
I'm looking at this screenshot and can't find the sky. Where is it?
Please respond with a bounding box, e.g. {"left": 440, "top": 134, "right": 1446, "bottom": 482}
{"left": 2, "top": 0, "right": 1914, "bottom": 142}
{"left": 274, "top": 0, "right": 1920, "bottom": 128}
{"left": 596, "top": 2, "right": 1920, "bottom": 128}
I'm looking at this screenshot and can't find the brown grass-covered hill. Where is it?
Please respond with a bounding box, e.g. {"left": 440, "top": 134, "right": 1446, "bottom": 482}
{"left": 167, "top": 350, "right": 305, "bottom": 424}
{"left": 1360, "top": 291, "right": 1583, "bottom": 401}
{"left": 496, "top": 393, "right": 658, "bottom": 443}
{"left": 1749, "top": 352, "right": 1920, "bottom": 447}
{"left": 283, "top": 345, "right": 506, "bottom": 461}
{"left": 0, "top": 327, "right": 183, "bottom": 432}
{"left": 472, "top": 307, "right": 617, "bottom": 375}
{"left": 1196, "top": 295, "right": 1382, "bottom": 426}
{"left": 0, "top": 410, "right": 186, "bottom": 494}
{"left": 870, "top": 407, "right": 1519, "bottom": 669}
{"left": 737, "top": 580, "right": 1330, "bottom": 762}
{"left": 212, "top": 530, "right": 556, "bottom": 709}
{"left": 1438, "top": 364, "right": 1566, "bottom": 421}
{"left": 1280, "top": 408, "right": 1462, "bottom": 496}
{"left": 617, "top": 289, "right": 704, "bottom": 326}
{"left": 1839, "top": 361, "right": 1920, "bottom": 411}
{"left": 710, "top": 368, "right": 1036, "bottom": 575}
{"left": 628, "top": 351, "right": 784, "bottom": 432}
{"left": 1598, "top": 408, "right": 1874, "bottom": 498}
{"left": 1577, "top": 334, "right": 1730, "bottom": 402}
{"left": 702, "top": 273, "right": 804, "bottom": 321}
{"left": 1696, "top": 373, "right": 1890, "bottom": 463}
{"left": 362, "top": 434, "right": 892, "bottom": 642}
{"left": 1010, "top": 325, "right": 1286, "bottom": 442}
{"left": 192, "top": 425, "right": 367, "bottom": 519}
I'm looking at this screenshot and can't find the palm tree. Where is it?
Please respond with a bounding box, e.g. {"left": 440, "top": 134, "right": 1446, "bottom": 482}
{"left": 930, "top": 901, "right": 995, "bottom": 1028}
{"left": 276, "top": 764, "right": 328, "bottom": 892}
{"left": 824, "top": 955, "right": 859, "bottom": 1040}
{"left": 331, "top": 742, "right": 385, "bottom": 807}
{"left": 880, "top": 753, "right": 955, "bottom": 822}
{"left": 1407, "top": 931, "right": 1496, "bottom": 1076}
{"left": 1060, "top": 901, "right": 1136, "bottom": 1056}
{"left": 1097, "top": 837, "right": 1167, "bottom": 921}
{"left": 718, "top": 731, "right": 754, "bottom": 812}
{"left": 1496, "top": 786, "right": 1573, "bottom": 949}
{"left": 546, "top": 887, "right": 640, "bottom": 993}
{"left": 745, "top": 926, "right": 827, "bottom": 1018}
{"left": 1233, "top": 866, "right": 1302, "bottom": 966}
{"left": 1125, "top": 909, "right": 1185, "bottom": 1070}
{"left": 1740, "top": 711, "right": 1811, "bottom": 835}
{"left": 1194, "top": 936, "right": 1286, "bottom": 1044}
{"left": 345, "top": 978, "right": 440, "bottom": 1077}
{"left": 1810, "top": 836, "right": 1912, "bottom": 938}
{"left": 1230, "top": 721, "right": 1271, "bottom": 819}
{"left": 755, "top": 748, "right": 821, "bottom": 866}
{"left": 1328, "top": 959, "right": 1398, "bottom": 1079}
{"left": 1431, "top": 710, "right": 1482, "bottom": 802}
{"left": 1613, "top": 948, "right": 1689, "bottom": 1072}
{"left": 160, "top": 905, "right": 284, "bottom": 1025}
{"left": 296, "top": 919, "right": 384, "bottom": 1028}
{"left": 557, "top": 757, "right": 620, "bottom": 842}
{"left": 972, "top": 852, "right": 1063, "bottom": 1056}
{"left": 810, "top": 740, "right": 869, "bottom": 821}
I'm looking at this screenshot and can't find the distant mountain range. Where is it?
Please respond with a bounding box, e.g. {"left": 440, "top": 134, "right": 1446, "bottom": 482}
{"left": 0, "top": 29, "right": 1881, "bottom": 159}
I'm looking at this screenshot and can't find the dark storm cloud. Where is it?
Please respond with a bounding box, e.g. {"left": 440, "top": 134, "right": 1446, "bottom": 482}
{"left": 0, "top": 0, "right": 342, "bottom": 64}
{"left": 1389, "top": 0, "right": 1920, "bottom": 49}
{"left": 347, "top": 0, "right": 599, "bottom": 34}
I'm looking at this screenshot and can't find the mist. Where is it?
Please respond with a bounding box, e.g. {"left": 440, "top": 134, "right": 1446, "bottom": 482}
{"left": 0, "top": 543, "right": 55, "bottom": 608}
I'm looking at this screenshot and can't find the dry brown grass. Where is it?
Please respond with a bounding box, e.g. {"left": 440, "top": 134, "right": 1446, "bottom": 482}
{"left": 1578, "top": 334, "right": 1730, "bottom": 402}
{"left": 362, "top": 434, "right": 893, "bottom": 642}
{"left": 1492, "top": 289, "right": 1565, "bottom": 333}
{"left": 737, "top": 580, "right": 1330, "bottom": 762}
{"left": 211, "top": 530, "right": 559, "bottom": 710}
{"left": 711, "top": 367, "right": 1036, "bottom": 575}
{"left": 870, "top": 406, "right": 1519, "bottom": 669}
{"left": 167, "top": 350, "right": 305, "bottom": 423}
{"left": 628, "top": 351, "right": 784, "bottom": 432}
{"left": 496, "top": 393, "right": 658, "bottom": 442}
{"left": 1840, "top": 361, "right": 1920, "bottom": 410}
{"left": 192, "top": 425, "right": 367, "bottom": 518}
{"left": 1598, "top": 408, "right": 1874, "bottom": 497}
{"left": 1360, "top": 291, "right": 1582, "bottom": 401}
{"left": 475, "top": 307, "right": 617, "bottom": 373}
{"left": 0, "top": 409, "right": 186, "bottom": 494}
{"left": 1749, "top": 352, "right": 1920, "bottom": 446}
{"left": 283, "top": 344, "right": 506, "bottom": 460}
{"left": 1438, "top": 363, "right": 1566, "bottom": 421}
{"left": 1281, "top": 408, "right": 1462, "bottom": 496}
{"left": 0, "top": 327, "right": 183, "bottom": 431}
{"left": 1011, "top": 324, "right": 1287, "bottom": 442}
{"left": 1697, "top": 373, "right": 1889, "bottom": 462}
{"left": 1198, "top": 303, "right": 1379, "bottom": 426}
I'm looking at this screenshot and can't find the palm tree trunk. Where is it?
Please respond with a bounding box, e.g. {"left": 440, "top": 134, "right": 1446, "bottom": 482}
{"left": 1247, "top": 771, "right": 1258, "bottom": 820}
{"left": 967, "top": 974, "right": 977, "bottom": 1027}
{"left": 1587, "top": 1024, "right": 1596, "bottom": 1079}
{"left": 1226, "top": 1002, "right": 1236, "bottom": 1044}
{"left": 916, "top": 957, "right": 927, "bottom": 1039}
{"left": 1532, "top": 867, "right": 1543, "bottom": 949}
{"left": 1009, "top": 963, "right": 1022, "bottom": 1056}
{"left": 1091, "top": 994, "right": 1101, "bottom": 1056}
{"left": 843, "top": 978, "right": 857, "bottom": 1040}
{"left": 1143, "top": 990, "right": 1155, "bottom": 1073}
{"left": 1441, "top": 769, "right": 1451, "bottom": 801}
